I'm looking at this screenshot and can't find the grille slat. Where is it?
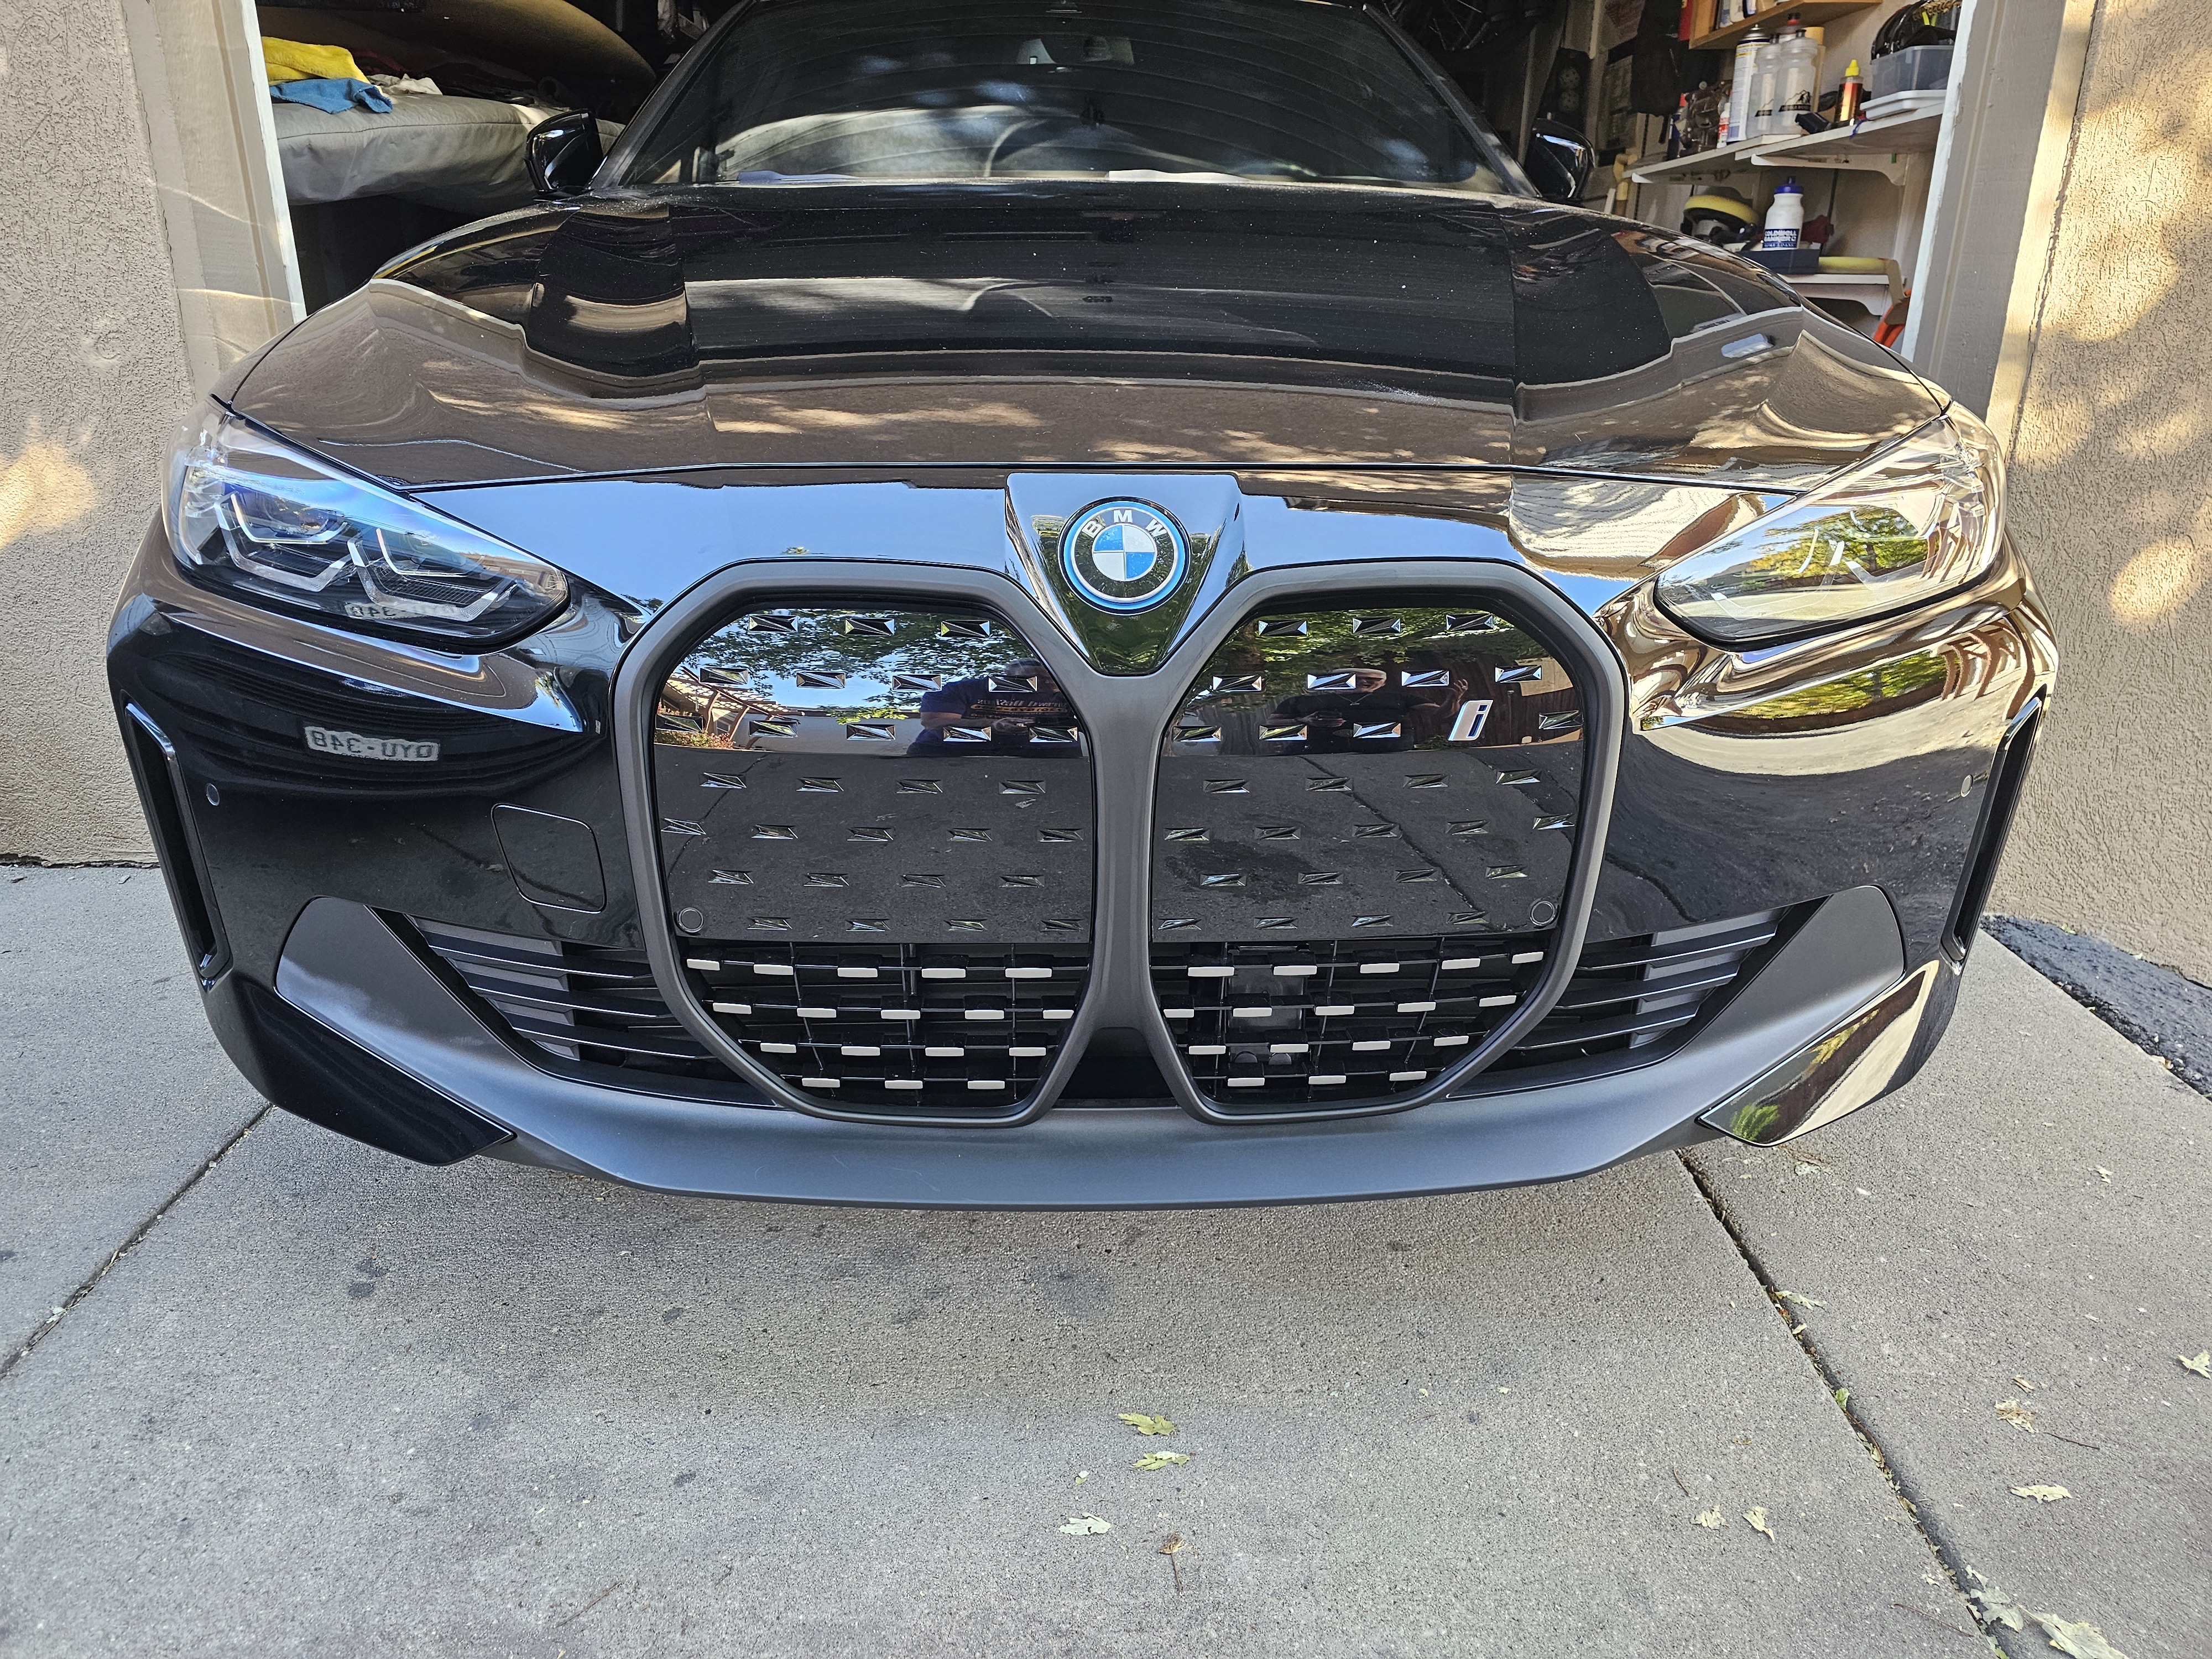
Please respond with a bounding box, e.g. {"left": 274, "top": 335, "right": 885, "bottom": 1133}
{"left": 414, "top": 908, "right": 1789, "bottom": 1107}
{"left": 687, "top": 938, "right": 1089, "bottom": 1115}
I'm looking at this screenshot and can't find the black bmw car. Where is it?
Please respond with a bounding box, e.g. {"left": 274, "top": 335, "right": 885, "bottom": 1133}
{"left": 109, "top": 0, "right": 2054, "bottom": 1206}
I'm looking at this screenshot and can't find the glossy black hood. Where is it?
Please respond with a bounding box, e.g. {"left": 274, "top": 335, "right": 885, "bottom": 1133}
{"left": 227, "top": 184, "right": 1944, "bottom": 491}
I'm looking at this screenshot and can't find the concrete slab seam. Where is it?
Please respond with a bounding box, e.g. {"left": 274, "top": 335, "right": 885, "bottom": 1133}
{"left": 1676, "top": 1150, "right": 2021, "bottom": 1658}
{"left": 0, "top": 1102, "right": 273, "bottom": 1383}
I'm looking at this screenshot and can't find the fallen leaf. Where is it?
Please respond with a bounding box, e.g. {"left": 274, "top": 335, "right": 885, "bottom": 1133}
{"left": 1158, "top": 1534, "right": 1185, "bottom": 1556}
{"left": 2035, "top": 1613, "right": 2133, "bottom": 1659}
{"left": 2178, "top": 1352, "right": 2211, "bottom": 1379}
{"left": 2010, "top": 1485, "right": 2072, "bottom": 1503}
{"left": 1058, "top": 1515, "right": 1112, "bottom": 1535}
{"left": 1963, "top": 1568, "right": 2026, "bottom": 1632}
{"left": 1996, "top": 1398, "right": 2037, "bottom": 1432}
{"left": 2014, "top": 1375, "right": 2038, "bottom": 1392}
{"left": 1833, "top": 1387, "right": 1851, "bottom": 1410}
{"left": 1118, "top": 1413, "right": 1176, "bottom": 1436}
{"left": 1133, "top": 1451, "right": 1191, "bottom": 1471}
{"left": 1775, "top": 1290, "right": 1827, "bottom": 1307}
{"left": 1694, "top": 1508, "right": 1727, "bottom": 1529}
{"left": 1745, "top": 1506, "right": 1776, "bottom": 1541}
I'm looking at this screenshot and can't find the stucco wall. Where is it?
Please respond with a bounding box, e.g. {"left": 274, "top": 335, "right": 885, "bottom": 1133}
{"left": 0, "top": 2, "right": 189, "bottom": 862}
{"left": 1992, "top": 0, "right": 2212, "bottom": 982}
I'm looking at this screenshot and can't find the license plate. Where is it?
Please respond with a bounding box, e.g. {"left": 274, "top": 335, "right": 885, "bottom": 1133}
{"left": 304, "top": 724, "right": 440, "bottom": 763}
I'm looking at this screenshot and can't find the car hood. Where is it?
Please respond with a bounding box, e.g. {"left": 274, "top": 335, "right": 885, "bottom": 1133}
{"left": 226, "top": 184, "right": 1944, "bottom": 493}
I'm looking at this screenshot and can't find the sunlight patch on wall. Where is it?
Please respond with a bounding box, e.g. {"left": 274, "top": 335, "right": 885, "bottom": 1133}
{"left": 0, "top": 436, "right": 101, "bottom": 554}
{"left": 2109, "top": 536, "right": 2203, "bottom": 627}
{"left": 2041, "top": 46, "right": 2212, "bottom": 347}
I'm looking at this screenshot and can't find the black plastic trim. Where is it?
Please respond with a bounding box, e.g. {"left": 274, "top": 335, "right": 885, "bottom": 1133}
{"left": 1944, "top": 696, "right": 2042, "bottom": 963}
{"left": 215, "top": 975, "right": 510, "bottom": 1165}
{"left": 117, "top": 700, "right": 232, "bottom": 986}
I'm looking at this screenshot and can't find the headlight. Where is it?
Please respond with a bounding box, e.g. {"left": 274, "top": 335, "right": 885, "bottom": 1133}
{"left": 165, "top": 406, "right": 569, "bottom": 648}
{"left": 1653, "top": 409, "right": 2003, "bottom": 647}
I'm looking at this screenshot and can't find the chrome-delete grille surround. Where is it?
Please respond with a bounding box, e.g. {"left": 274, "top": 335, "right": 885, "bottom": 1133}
{"left": 682, "top": 939, "right": 1089, "bottom": 1114}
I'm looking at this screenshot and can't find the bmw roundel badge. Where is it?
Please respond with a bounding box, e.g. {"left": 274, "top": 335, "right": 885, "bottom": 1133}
{"left": 1061, "top": 500, "right": 1190, "bottom": 613}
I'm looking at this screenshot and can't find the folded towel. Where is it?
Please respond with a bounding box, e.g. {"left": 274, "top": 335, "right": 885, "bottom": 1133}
{"left": 260, "top": 38, "right": 369, "bottom": 85}
{"left": 271, "top": 77, "right": 395, "bottom": 115}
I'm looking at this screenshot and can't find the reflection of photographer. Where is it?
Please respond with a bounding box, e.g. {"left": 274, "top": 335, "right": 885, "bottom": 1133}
{"left": 910, "top": 659, "right": 1076, "bottom": 752}
{"left": 1272, "top": 666, "right": 1444, "bottom": 753}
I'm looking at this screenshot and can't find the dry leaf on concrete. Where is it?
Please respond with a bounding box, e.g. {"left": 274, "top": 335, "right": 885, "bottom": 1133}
{"left": 2035, "top": 1613, "right": 2132, "bottom": 1658}
{"left": 1744, "top": 1507, "right": 1777, "bottom": 1541}
{"left": 1058, "top": 1515, "right": 1113, "bottom": 1535}
{"left": 2013, "top": 1375, "right": 2038, "bottom": 1392}
{"left": 2178, "top": 1352, "right": 2211, "bottom": 1379}
{"left": 1775, "top": 1290, "right": 1827, "bottom": 1307}
{"left": 2010, "top": 1485, "right": 2072, "bottom": 1503}
{"left": 1119, "top": 1413, "right": 1176, "bottom": 1436}
{"left": 1694, "top": 1508, "right": 1727, "bottom": 1529}
{"left": 1133, "top": 1451, "right": 1191, "bottom": 1471}
{"left": 1996, "top": 1398, "right": 2037, "bottom": 1432}
{"left": 1963, "top": 1569, "right": 2026, "bottom": 1632}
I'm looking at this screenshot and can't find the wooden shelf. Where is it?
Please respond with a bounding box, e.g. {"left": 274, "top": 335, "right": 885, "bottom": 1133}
{"left": 1688, "top": 0, "right": 1880, "bottom": 52}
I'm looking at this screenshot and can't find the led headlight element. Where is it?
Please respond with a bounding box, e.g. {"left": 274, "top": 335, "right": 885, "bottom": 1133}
{"left": 166, "top": 407, "right": 569, "bottom": 647}
{"left": 1655, "top": 410, "right": 2003, "bottom": 647}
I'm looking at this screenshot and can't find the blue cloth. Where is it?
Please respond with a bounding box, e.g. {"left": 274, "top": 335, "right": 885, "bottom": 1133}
{"left": 271, "top": 77, "right": 393, "bottom": 114}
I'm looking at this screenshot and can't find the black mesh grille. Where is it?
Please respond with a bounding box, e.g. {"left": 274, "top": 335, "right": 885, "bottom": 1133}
{"left": 681, "top": 940, "right": 1089, "bottom": 1115}
{"left": 1149, "top": 932, "right": 1551, "bottom": 1111}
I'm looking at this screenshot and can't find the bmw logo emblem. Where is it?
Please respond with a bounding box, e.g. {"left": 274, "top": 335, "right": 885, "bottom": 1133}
{"left": 1061, "top": 500, "right": 1190, "bottom": 613}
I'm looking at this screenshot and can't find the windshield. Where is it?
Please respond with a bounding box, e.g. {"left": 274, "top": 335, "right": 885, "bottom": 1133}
{"left": 614, "top": 0, "right": 1513, "bottom": 192}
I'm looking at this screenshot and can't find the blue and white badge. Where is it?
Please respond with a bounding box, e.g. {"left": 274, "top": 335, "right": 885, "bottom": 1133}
{"left": 1061, "top": 500, "right": 1190, "bottom": 613}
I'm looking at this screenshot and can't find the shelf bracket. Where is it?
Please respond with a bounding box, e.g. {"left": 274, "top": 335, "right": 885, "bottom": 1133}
{"left": 1744, "top": 146, "right": 1920, "bottom": 186}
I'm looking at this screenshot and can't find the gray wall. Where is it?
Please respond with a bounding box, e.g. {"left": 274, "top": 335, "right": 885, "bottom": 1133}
{"left": 1, "top": 1, "right": 191, "bottom": 860}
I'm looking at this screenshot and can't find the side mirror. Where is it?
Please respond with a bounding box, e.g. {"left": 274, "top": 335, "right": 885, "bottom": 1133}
{"left": 526, "top": 111, "right": 604, "bottom": 199}
{"left": 1524, "top": 118, "right": 1595, "bottom": 205}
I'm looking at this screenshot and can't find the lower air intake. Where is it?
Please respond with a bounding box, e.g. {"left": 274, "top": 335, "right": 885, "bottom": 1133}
{"left": 1150, "top": 932, "right": 1551, "bottom": 1112}
{"left": 682, "top": 939, "right": 1089, "bottom": 1115}
{"left": 414, "top": 921, "right": 723, "bottom": 1077}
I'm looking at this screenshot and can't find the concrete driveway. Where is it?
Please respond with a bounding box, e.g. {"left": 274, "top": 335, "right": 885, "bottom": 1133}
{"left": 3, "top": 868, "right": 2206, "bottom": 1657}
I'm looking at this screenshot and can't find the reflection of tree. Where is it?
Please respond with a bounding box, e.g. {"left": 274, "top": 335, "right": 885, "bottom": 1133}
{"left": 1730, "top": 507, "right": 1928, "bottom": 594}
{"left": 679, "top": 609, "right": 1025, "bottom": 691}
{"left": 1733, "top": 649, "right": 1947, "bottom": 723}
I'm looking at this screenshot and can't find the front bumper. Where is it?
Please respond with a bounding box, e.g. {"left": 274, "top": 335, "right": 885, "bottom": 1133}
{"left": 251, "top": 882, "right": 1918, "bottom": 1206}
{"left": 109, "top": 479, "right": 2053, "bottom": 1204}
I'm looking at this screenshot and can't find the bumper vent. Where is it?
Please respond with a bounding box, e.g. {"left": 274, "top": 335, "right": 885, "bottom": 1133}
{"left": 1485, "top": 911, "right": 1784, "bottom": 1073}
{"left": 681, "top": 940, "right": 1089, "bottom": 1115}
{"left": 1149, "top": 932, "right": 1550, "bottom": 1112}
{"left": 414, "top": 921, "right": 724, "bottom": 1078}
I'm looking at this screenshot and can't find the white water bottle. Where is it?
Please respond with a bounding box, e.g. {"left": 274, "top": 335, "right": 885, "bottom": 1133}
{"left": 1761, "top": 177, "right": 1806, "bottom": 249}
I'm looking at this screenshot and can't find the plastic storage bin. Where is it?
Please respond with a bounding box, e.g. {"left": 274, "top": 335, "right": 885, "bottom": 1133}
{"left": 1869, "top": 44, "right": 1953, "bottom": 98}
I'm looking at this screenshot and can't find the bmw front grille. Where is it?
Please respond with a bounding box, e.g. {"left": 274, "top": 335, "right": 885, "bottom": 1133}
{"left": 610, "top": 562, "right": 1627, "bottom": 1126}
